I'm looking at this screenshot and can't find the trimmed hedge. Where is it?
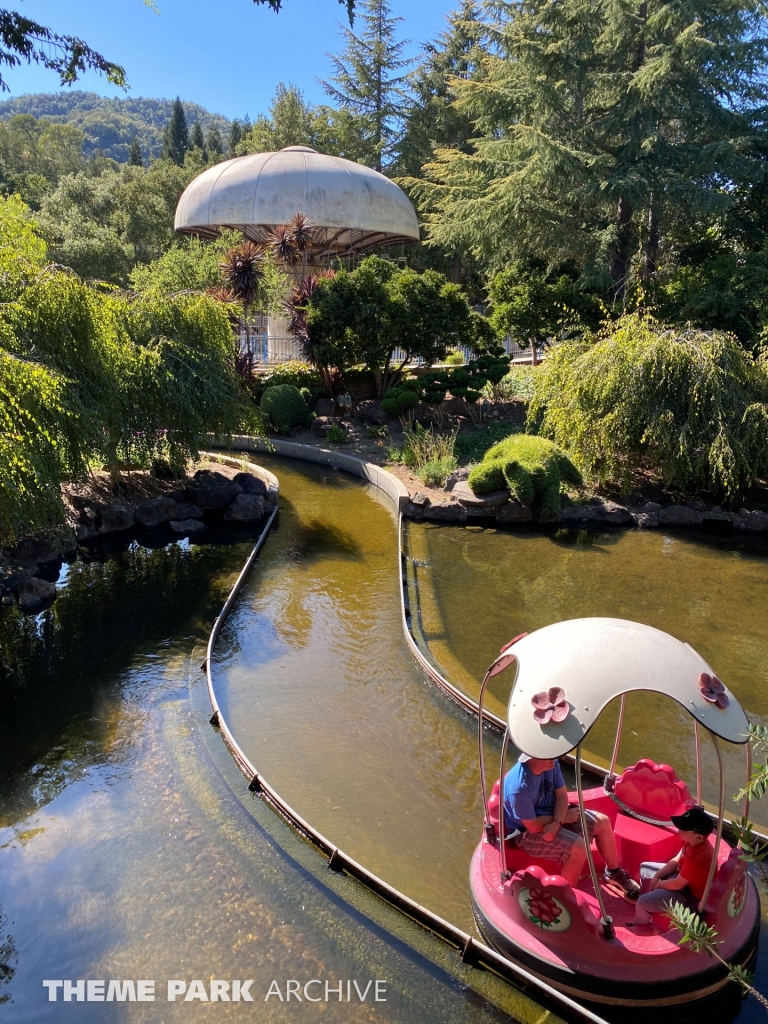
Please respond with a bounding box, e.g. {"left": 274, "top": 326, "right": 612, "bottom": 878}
{"left": 468, "top": 434, "right": 581, "bottom": 517}
{"left": 259, "top": 384, "right": 308, "bottom": 434}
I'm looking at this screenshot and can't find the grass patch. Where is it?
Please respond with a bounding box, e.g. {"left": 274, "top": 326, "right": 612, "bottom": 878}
{"left": 454, "top": 422, "right": 522, "bottom": 466}
{"left": 389, "top": 424, "right": 458, "bottom": 486}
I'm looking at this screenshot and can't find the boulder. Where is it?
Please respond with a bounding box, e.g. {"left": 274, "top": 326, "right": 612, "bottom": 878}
{"left": 136, "top": 495, "right": 179, "bottom": 528}
{"left": 170, "top": 518, "right": 206, "bottom": 535}
{"left": 223, "top": 493, "right": 267, "bottom": 524}
{"left": 598, "top": 500, "right": 634, "bottom": 525}
{"left": 630, "top": 501, "right": 662, "bottom": 529}
{"left": 173, "top": 502, "right": 204, "bottom": 521}
{"left": 409, "top": 491, "right": 431, "bottom": 509}
{"left": 11, "top": 526, "right": 77, "bottom": 565}
{"left": 496, "top": 501, "right": 535, "bottom": 523}
{"left": 734, "top": 509, "right": 768, "bottom": 533}
{"left": 15, "top": 577, "right": 57, "bottom": 614}
{"left": 658, "top": 504, "right": 702, "bottom": 526}
{"left": 355, "top": 400, "right": 389, "bottom": 425}
{"left": 311, "top": 416, "right": 337, "bottom": 437}
{"left": 423, "top": 501, "right": 468, "bottom": 524}
{"left": 314, "top": 398, "right": 337, "bottom": 418}
{"left": 453, "top": 481, "right": 509, "bottom": 509}
{"left": 0, "top": 563, "right": 37, "bottom": 592}
{"left": 684, "top": 499, "right": 708, "bottom": 512}
{"left": 557, "top": 504, "right": 601, "bottom": 523}
{"left": 100, "top": 504, "right": 135, "bottom": 534}
{"left": 185, "top": 469, "right": 243, "bottom": 509}
{"left": 702, "top": 506, "right": 732, "bottom": 525}
{"left": 232, "top": 472, "right": 267, "bottom": 497}
{"left": 444, "top": 467, "right": 470, "bottom": 492}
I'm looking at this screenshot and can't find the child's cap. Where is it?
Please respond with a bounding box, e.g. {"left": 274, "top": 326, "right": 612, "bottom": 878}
{"left": 670, "top": 806, "right": 714, "bottom": 836}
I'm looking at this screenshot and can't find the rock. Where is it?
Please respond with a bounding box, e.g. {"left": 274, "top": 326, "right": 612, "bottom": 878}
{"left": 632, "top": 512, "right": 659, "bottom": 530}
{"left": 314, "top": 398, "right": 337, "bottom": 418}
{"left": 15, "top": 577, "right": 57, "bottom": 614}
{"left": 223, "top": 493, "right": 267, "bottom": 523}
{"left": 496, "top": 502, "right": 535, "bottom": 523}
{"left": 702, "top": 506, "right": 732, "bottom": 523}
{"left": 169, "top": 488, "right": 187, "bottom": 504}
{"left": 174, "top": 502, "right": 204, "bottom": 521}
{"left": 1, "top": 594, "right": 13, "bottom": 607}
{"left": 658, "top": 504, "right": 702, "bottom": 526}
{"left": 444, "top": 467, "right": 470, "bottom": 493}
{"left": 311, "top": 416, "right": 337, "bottom": 437}
{"left": 100, "top": 504, "right": 135, "bottom": 534}
{"left": 355, "top": 400, "right": 389, "bottom": 426}
{"left": 11, "top": 525, "right": 77, "bottom": 565}
{"left": 557, "top": 504, "right": 601, "bottom": 523}
{"left": 233, "top": 472, "right": 267, "bottom": 497}
{"left": 684, "top": 499, "right": 708, "bottom": 511}
{"left": 75, "top": 524, "right": 92, "bottom": 541}
{"left": 423, "top": 501, "right": 468, "bottom": 524}
{"left": 453, "top": 481, "right": 509, "bottom": 508}
{"left": 185, "top": 469, "right": 243, "bottom": 509}
{"left": 598, "top": 500, "right": 634, "bottom": 525}
{"left": 135, "top": 495, "right": 179, "bottom": 528}
{"left": 170, "top": 519, "right": 206, "bottom": 535}
{"left": 0, "top": 563, "right": 37, "bottom": 591}
{"left": 409, "top": 491, "right": 431, "bottom": 509}
{"left": 638, "top": 501, "right": 662, "bottom": 512}
{"left": 734, "top": 509, "right": 768, "bottom": 532}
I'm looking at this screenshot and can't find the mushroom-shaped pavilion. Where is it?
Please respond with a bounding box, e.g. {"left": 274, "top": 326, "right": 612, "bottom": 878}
{"left": 174, "top": 146, "right": 420, "bottom": 256}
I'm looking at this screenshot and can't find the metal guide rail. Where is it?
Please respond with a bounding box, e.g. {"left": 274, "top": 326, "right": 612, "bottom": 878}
{"left": 200, "top": 450, "right": 610, "bottom": 1024}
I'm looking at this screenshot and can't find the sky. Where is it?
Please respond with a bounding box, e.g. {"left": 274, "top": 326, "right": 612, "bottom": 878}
{"left": 3, "top": 0, "right": 458, "bottom": 119}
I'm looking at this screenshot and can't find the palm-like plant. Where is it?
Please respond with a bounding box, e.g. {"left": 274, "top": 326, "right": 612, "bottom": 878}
{"left": 283, "top": 271, "right": 337, "bottom": 392}
{"left": 267, "top": 212, "right": 321, "bottom": 274}
{"left": 218, "top": 241, "right": 266, "bottom": 380}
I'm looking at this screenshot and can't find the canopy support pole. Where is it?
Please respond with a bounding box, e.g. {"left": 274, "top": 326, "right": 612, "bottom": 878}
{"left": 694, "top": 720, "right": 703, "bottom": 804}
{"left": 478, "top": 668, "right": 495, "bottom": 841}
{"left": 699, "top": 732, "right": 725, "bottom": 913}
{"left": 607, "top": 694, "right": 626, "bottom": 782}
{"left": 576, "top": 744, "right": 614, "bottom": 940}
{"left": 499, "top": 728, "right": 511, "bottom": 882}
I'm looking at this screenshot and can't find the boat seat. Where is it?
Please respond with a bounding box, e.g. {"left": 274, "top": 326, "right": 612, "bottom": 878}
{"left": 608, "top": 758, "right": 696, "bottom": 824}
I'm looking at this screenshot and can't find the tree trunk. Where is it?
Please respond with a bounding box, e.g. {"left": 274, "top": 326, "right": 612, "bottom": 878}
{"left": 608, "top": 196, "right": 633, "bottom": 302}
{"left": 453, "top": 250, "right": 462, "bottom": 284}
{"left": 641, "top": 203, "right": 659, "bottom": 283}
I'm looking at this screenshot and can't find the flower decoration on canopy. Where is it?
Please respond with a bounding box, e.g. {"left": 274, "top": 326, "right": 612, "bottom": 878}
{"left": 531, "top": 687, "right": 569, "bottom": 724}
{"left": 698, "top": 672, "right": 730, "bottom": 710}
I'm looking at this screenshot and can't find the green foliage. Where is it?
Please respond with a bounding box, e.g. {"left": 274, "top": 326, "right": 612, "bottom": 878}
{"left": 251, "top": 361, "right": 321, "bottom": 403}
{"left": 162, "top": 97, "right": 189, "bottom": 167}
{"left": 381, "top": 384, "right": 418, "bottom": 426}
{"left": 529, "top": 314, "right": 768, "bottom": 497}
{"left": 468, "top": 434, "right": 581, "bottom": 517}
{"left": 736, "top": 724, "right": 768, "bottom": 804}
{"left": 259, "top": 384, "right": 308, "bottom": 434}
{"left": 454, "top": 422, "right": 520, "bottom": 465}
{"left": 326, "top": 423, "right": 347, "bottom": 444}
{"left": 486, "top": 366, "right": 536, "bottom": 403}
{"left": 488, "top": 263, "right": 603, "bottom": 345}
{"left": 389, "top": 423, "right": 458, "bottom": 485}
{"left": 0, "top": 193, "right": 47, "bottom": 300}
{"left": 445, "top": 350, "right": 464, "bottom": 365}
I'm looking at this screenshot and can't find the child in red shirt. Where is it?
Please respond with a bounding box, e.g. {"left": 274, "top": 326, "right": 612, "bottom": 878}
{"left": 628, "top": 806, "right": 714, "bottom": 930}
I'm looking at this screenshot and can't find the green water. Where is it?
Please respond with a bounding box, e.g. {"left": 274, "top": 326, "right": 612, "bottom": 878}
{"left": 3, "top": 453, "right": 768, "bottom": 1023}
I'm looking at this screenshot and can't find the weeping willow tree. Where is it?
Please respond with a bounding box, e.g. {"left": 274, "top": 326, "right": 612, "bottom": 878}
{"left": 528, "top": 314, "right": 768, "bottom": 497}
{"left": 0, "top": 197, "right": 251, "bottom": 545}
{"left": 405, "top": 0, "right": 768, "bottom": 300}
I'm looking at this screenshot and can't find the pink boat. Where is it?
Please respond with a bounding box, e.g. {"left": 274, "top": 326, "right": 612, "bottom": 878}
{"left": 470, "top": 618, "right": 759, "bottom": 1013}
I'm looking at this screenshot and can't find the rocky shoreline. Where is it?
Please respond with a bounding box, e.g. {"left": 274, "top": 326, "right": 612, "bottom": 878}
{"left": 1, "top": 462, "right": 276, "bottom": 615}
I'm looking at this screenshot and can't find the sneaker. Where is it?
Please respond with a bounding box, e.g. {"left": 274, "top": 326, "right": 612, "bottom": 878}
{"left": 604, "top": 866, "right": 640, "bottom": 901}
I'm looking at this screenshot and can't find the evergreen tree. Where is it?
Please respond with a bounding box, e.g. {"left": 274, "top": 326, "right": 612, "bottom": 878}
{"left": 410, "top": 0, "right": 768, "bottom": 300}
{"left": 321, "top": 0, "right": 412, "bottom": 171}
{"left": 162, "top": 97, "right": 188, "bottom": 166}
{"left": 229, "top": 119, "right": 243, "bottom": 156}
{"left": 188, "top": 120, "right": 208, "bottom": 161}
{"left": 243, "top": 83, "right": 315, "bottom": 152}
{"left": 395, "top": 1, "right": 485, "bottom": 178}
{"left": 128, "top": 135, "right": 143, "bottom": 167}
{"left": 206, "top": 124, "right": 224, "bottom": 158}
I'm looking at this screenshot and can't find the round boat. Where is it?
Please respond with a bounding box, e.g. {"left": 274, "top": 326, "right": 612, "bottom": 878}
{"left": 470, "top": 618, "right": 760, "bottom": 1014}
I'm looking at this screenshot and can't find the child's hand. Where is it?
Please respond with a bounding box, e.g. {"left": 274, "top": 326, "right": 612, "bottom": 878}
{"left": 650, "top": 871, "right": 662, "bottom": 890}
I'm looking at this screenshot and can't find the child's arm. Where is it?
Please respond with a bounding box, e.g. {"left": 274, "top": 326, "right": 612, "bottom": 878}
{"left": 650, "top": 853, "right": 682, "bottom": 888}
{"left": 657, "top": 871, "right": 690, "bottom": 892}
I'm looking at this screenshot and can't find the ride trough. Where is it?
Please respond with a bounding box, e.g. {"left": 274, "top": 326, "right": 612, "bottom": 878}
{"left": 470, "top": 617, "right": 759, "bottom": 1013}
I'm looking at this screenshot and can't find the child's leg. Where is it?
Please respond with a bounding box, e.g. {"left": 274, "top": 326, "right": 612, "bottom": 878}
{"left": 639, "top": 861, "right": 666, "bottom": 895}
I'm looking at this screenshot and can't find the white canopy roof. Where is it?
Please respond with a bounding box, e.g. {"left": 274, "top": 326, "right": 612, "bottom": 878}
{"left": 174, "top": 146, "right": 420, "bottom": 255}
{"left": 501, "top": 618, "right": 749, "bottom": 758}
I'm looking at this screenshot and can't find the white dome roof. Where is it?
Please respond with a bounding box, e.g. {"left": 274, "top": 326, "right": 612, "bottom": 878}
{"left": 174, "top": 146, "right": 420, "bottom": 255}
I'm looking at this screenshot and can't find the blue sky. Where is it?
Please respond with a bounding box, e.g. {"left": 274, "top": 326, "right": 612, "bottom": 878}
{"left": 4, "top": 0, "right": 457, "bottom": 119}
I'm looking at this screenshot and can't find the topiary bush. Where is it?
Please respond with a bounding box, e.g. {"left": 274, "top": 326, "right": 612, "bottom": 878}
{"left": 259, "top": 384, "right": 308, "bottom": 434}
{"left": 381, "top": 385, "right": 419, "bottom": 427}
{"left": 468, "top": 434, "right": 582, "bottom": 518}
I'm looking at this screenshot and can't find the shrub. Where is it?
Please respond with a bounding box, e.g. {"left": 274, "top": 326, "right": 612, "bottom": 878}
{"left": 485, "top": 365, "right": 537, "bottom": 403}
{"left": 251, "top": 361, "right": 321, "bottom": 403}
{"left": 528, "top": 313, "right": 768, "bottom": 497}
{"left": 326, "top": 423, "right": 347, "bottom": 444}
{"left": 420, "top": 457, "right": 457, "bottom": 487}
{"left": 468, "top": 434, "right": 581, "bottom": 517}
{"left": 445, "top": 350, "right": 465, "bottom": 365}
{"left": 259, "top": 384, "right": 308, "bottom": 434}
{"left": 390, "top": 424, "right": 458, "bottom": 486}
{"left": 381, "top": 385, "right": 419, "bottom": 427}
{"left": 455, "top": 423, "right": 521, "bottom": 465}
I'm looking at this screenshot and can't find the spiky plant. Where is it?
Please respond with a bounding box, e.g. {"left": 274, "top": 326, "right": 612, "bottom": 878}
{"left": 268, "top": 224, "right": 301, "bottom": 266}
{"left": 283, "top": 271, "right": 337, "bottom": 392}
{"left": 218, "top": 241, "right": 265, "bottom": 310}
{"left": 268, "top": 211, "right": 322, "bottom": 272}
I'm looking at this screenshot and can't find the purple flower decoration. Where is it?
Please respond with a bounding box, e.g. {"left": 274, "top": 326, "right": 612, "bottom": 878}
{"left": 532, "top": 687, "right": 569, "bottom": 724}
{"left": 699, "top": 672, "right": 730, "bottom": 710}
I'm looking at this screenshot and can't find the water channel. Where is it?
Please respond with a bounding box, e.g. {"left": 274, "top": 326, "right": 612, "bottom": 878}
{"left": 2, "top": 451, "right": 768, "bottom": 1022}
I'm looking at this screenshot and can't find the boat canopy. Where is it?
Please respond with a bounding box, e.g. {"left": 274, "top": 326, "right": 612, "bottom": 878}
{"left": 503, "top": 618, "right": 750, "bottom": 758}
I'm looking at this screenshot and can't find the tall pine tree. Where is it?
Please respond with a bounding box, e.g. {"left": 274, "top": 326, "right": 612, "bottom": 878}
{"left": 162, "top": 97, "right": 188, "bottom": 166}
{"left": 321, "top": 0, "right": 411, "bottom": 171}
{"left": 128, "top": 135, "right": 143, "bottom": 167}
{"left": 207, "top": 124, "right": 224, "bottom": 158}
{"left": 410, "top": 0, "right": 768, "bottom": 300}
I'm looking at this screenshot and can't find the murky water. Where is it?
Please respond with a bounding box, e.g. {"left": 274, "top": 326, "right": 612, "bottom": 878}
{"left": 4, "top": 452, "right": 768, "bottom": 1023}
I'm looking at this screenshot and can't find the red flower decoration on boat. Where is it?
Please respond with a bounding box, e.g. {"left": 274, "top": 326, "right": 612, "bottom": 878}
{"left": 698, "top": 672, "right": 730, "bottom": 709}
{"left": 531, "top": 687, "right": 569, "bottom": 724}
{"left": 527, "top": 887, "right": 562, "bottom": 927}
{"left": 733, "top": 872, "right": 746, "bottom": 910}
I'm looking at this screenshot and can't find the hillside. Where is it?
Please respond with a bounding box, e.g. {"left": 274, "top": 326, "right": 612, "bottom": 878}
{"left": 0, "top": 92, "right": 230, "bottom": 163}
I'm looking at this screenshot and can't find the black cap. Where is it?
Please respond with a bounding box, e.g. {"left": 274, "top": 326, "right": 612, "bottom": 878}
{"left": 670, "top": 806, "right": 714, "bottom": 836}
